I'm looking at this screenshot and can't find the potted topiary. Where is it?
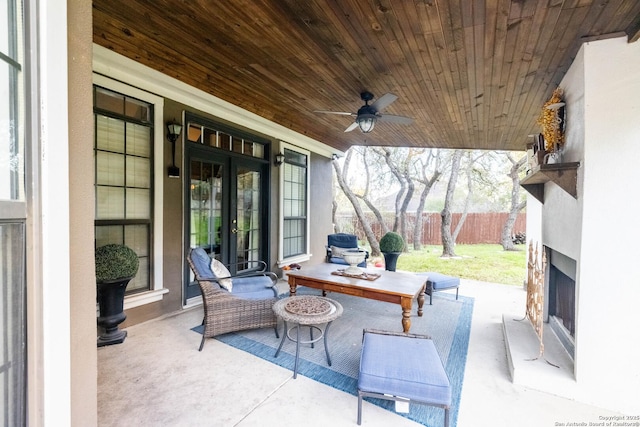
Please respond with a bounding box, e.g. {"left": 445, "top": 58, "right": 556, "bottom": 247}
{"left": 379, "top": 231, "right": 405, "bottom": 272}
{"left": 95, "top": 244, "right": 139, "bottom": 347}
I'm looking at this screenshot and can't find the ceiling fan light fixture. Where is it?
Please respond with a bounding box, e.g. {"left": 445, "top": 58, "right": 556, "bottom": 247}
{"left": 357, "top": 114, "right": 376, "bottom": 133}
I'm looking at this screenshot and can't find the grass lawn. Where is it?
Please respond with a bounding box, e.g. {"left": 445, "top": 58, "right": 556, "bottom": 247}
{"left": 370, "top": 244, "right": 527, "bottom": 286}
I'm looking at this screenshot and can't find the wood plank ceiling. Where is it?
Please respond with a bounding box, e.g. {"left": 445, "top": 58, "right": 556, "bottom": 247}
{"left": 93, "top": 0, "right": 640, "bottom": 153}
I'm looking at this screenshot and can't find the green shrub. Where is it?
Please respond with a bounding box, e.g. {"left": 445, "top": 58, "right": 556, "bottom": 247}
{"left": 379, "top": 231, "right": 405, "bottom": 253}
{"left": 95, "top": 244, "right": 139, "bottom": 282}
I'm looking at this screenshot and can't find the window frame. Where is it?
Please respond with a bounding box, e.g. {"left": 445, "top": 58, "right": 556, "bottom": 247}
{"left": 277, "top": 142, "right": 311, "bottom": 267}
{"left": 92, "top": 73, "right": 167, "bottom": 309}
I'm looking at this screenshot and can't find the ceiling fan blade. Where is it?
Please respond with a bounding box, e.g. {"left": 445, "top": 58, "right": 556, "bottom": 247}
{"left": 344, "top": 121, "right": 359, "bottom": 132}
{"left": 370, "top": 93, "right": 398, "bottom": 112}
{"left": 314, "top": 110, "right": 355, "bottom": 116}
{"left": 378, "top": 114, "right": 413, "bottom": 125}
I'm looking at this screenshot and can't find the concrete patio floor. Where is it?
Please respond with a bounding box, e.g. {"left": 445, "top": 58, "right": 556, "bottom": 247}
{"left": 98, "top": 279, "right": 621, "bottom": 427}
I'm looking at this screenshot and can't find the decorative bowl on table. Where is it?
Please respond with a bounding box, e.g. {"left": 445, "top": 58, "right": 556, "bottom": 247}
{"left": 342, "top": 249, "right": 367, "bottom": 276}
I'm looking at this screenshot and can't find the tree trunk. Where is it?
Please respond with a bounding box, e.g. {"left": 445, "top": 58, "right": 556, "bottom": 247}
{"left": 413, "top": 151, "right": 442, "bottom": 250}
{"left": 452, "top": 155, "right": 473, "bottom": 242}
{"left": 379, "top": 148, "right": 406, "bottom": 233}
{"left": 501, "top": 154, "right": 527, "bottom": 250}
{"left": 399, "top": 169, "right": 414, "bottom": 248}
{"left": 333, "top": 152, "right": 380, "bottom": 256}
{"left": 441, "top": 150, "right": 463, "bottom": 257}
{"left": 357, "top": 148, "right": 389, "bottom": 236}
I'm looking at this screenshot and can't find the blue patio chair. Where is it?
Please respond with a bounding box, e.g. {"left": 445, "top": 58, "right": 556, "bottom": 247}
{"left": 326, "top": 233, "right": 369, "bottom": 267}
{"left": 187, "top": 247, "right": 280, "bottom": 351}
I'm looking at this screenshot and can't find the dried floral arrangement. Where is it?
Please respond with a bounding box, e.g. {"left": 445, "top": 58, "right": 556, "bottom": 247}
{"left": 537, "top": 87, "right": 566, "bottom": 152}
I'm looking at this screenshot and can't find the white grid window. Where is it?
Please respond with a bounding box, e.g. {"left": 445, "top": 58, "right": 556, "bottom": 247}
{"left": 280, "top": 146, "right": 309, "bottom": 260}
{"left": 94, "top": 86, "right": 153, "bottom": 293}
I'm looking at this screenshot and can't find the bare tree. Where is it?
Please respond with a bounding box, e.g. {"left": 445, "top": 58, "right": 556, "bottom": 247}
{"left": 332, "top": 151, "right": 381, "bottom": 255}
{"left": 354, "top": 147, "right": 389, "bottom": 236}
{"left": 376, "top": 148, "right": 407, "bottom": 233}
{"left": 441, "top": 150, "right": 463, "bottom": 257}
{"left": 452, "top": 151, "right": 489, "bottom": 242}
{"left": 373, "top": 147, "right": 423, "bottom": 250}
{"left": 413, "top": 150, "right": 442, "bottom": 250}
{"left": 501, "top": 153, "right": 527, "bottom": 250}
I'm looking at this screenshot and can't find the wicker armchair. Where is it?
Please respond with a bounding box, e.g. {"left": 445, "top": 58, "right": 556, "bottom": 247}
{"left": 187, "top": 248, "right": 280, "bottom": 351}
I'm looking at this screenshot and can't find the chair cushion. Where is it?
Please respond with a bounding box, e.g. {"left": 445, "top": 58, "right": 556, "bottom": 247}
{"left": 358, "top": 333, "right": 451, "bottom": 406}
{"left": 210, "top": 259, "right": 233, "bottom": 292}
{"left": 231, "top": 276, "right": 276, "bottom": 299}
{"left": 190, "top": 248, "right": 216, "bottom": 280}
{"left": 327, "top": 233, "right": 358, "bottom": 248}
{"left": 418, "top": 272, "right": 460, "bottom": 290}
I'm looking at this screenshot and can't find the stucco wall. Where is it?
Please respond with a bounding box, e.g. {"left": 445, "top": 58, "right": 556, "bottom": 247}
{"left": 68, "top": 0, "right": 98, "bottom": 424}
{"left": 543, "top": 37, "right": 640, "bottom": 413}
{"left": 575, "top": 37, "right": 640, "bottom": 413}
{"left": 308, "top": 153, "right": 335, "bottom": 266}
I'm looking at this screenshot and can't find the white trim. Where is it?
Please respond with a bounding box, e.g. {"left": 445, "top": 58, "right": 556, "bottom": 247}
{"left": 40, "top": 0, "right": 71, "bottom": 423}
{"left": 92, "top": 44, "right": 343, "bottom": 159}
{"left": 123, "top": 288, "right": 169, "bottom": 310}
{"left": 277, "top": 142, "right": 312, "bottom": 266}
{"left": 91, "top": 74, "right": 166, "bottom": 302}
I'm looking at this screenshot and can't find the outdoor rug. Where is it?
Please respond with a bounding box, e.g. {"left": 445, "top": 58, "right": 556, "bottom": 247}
{"left": 193, "top": 288, "right": 474, "bottom": 427}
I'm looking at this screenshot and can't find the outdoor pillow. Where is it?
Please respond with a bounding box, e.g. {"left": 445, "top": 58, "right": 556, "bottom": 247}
{"left": 210, "top": 259, "right": 233, "bottom": 292}
{"left": 330, "top": 245, "right": 358, "bottom": 258}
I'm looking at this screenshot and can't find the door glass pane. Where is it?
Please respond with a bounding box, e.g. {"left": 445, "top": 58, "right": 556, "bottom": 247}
{"left": 236, "top": 167, "right": 261, "bottom": 270}
{"left": 0, "top": 222, "right": 26, "bottom": 425}
{"left": 190, "top": 160, "right": 223, "bottom": 259}
{"left": 0, "top": 56, "right": 24, "bottom": 202}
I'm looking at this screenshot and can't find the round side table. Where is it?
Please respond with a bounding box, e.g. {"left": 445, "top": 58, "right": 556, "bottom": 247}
{"left": 273, "top": 295, "right": 343, "bottom": 379}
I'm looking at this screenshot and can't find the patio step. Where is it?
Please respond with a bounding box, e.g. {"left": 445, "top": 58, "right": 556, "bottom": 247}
{"left": 502, "top": 313, "right": 577, "bottom": 400}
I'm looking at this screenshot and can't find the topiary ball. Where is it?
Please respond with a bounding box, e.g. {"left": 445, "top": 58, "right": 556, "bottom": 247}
{"left": 379, "top": 231, "right": 405, "bottom": 253}
{"left": 95, "top": 244, "right": 140, "bottom": 283}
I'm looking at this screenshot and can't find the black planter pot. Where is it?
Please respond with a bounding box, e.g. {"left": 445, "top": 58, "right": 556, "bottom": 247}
{"left": 97, "top": 276, "right": 133, "bottom": 347}
{"left": 383, "top": 252, "right": 401, "bottom": 272}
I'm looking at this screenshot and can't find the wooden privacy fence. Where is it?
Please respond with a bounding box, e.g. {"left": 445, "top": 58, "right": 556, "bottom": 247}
{"left": 335, "top": 212, "right": 526, "bottom": 245}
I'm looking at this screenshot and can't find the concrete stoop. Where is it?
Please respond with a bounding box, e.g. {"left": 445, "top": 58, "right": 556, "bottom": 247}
{"left": 502, "top": 313, "right": 578, "bottom": 400}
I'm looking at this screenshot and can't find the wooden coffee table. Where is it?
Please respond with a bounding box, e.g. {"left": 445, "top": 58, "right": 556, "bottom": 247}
{"left": 287, "top": 264, "right": 426, "bottom": 333}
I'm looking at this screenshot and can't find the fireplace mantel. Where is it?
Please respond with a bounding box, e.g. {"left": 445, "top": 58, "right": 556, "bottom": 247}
{"left": 520, "top": 162, "right": 580, "bottom": 203}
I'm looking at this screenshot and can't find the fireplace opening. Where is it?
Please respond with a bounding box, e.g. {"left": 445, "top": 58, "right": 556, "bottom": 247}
{"left": 549, "top": 265, "right": 575, "bottom": 335}
{"left": 546, "top": 249, "right": 576, "bottom": 359}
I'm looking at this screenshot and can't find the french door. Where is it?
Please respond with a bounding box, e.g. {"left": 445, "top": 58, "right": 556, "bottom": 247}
{"left": 184, "top": 145, "right": 270, "bottom": 302}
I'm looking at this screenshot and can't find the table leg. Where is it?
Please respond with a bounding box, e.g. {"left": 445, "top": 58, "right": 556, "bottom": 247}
{"left": 310, "top": 325, "right": 314, "bottom": 349}
{"left": 274, "top": 320, "right": 288, "bottom": 358}
{"left": 323, "top": 321, "right": 333, "bottom": 366}
{"left": 289, "top": 280, "right": 297, "bottom": 296}
{"left": 417, "top": 283, "right": 426, "bottom": 317}
{"left": 401, "top": 297, "right": 412, "bottom": 333}
{"left": 293, "top": 323, "right": 300, "bottom": 379}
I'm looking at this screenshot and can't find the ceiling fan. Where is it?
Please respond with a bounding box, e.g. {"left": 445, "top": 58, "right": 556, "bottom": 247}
{"left": 314, "top": 91, "right": 413, "bottom": 133}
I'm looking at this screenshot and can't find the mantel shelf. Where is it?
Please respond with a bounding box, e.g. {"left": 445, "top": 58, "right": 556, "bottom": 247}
{"left": 520, "top": 162, "right": 580, "bottom": 203}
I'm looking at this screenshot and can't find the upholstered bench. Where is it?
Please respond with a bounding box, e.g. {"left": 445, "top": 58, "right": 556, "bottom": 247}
{"left": 357, "top": 329, "right": 451, "bottom": 427}
{"left": 417, "top": 272, "right": 460, "bottom": 305}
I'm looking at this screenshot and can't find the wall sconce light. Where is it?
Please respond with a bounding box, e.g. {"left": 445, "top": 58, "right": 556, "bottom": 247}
{"left": 166, "top": 119, "right": 182, "bottom": 178}
{"left": 331, "top": 153, "right": 339, "bottom": 160}
{"left": 274, "top": 152, "right": 285, "bottom": 166}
